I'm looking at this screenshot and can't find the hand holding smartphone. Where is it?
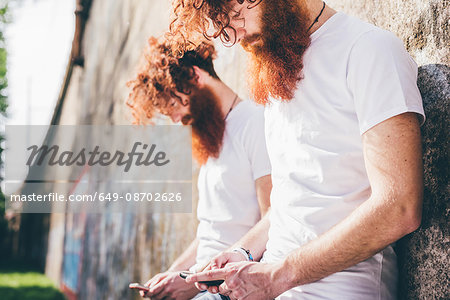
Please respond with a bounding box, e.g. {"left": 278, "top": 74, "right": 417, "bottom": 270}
{"left": 179, "top": 271, "right": 225, "bottom": 287}
{"left": 129, "top": 282, "right": 149, "bottom": 292}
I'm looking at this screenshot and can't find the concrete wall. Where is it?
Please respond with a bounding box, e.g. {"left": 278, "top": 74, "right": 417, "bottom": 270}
{"left": 396, "top": 64, "right": 449, "bottom": 300}
{"left": 326, "top": 0, "right": 449, "bottom": 66}
{"left": 43, "top": 0, "right": 449, "bottom": 299}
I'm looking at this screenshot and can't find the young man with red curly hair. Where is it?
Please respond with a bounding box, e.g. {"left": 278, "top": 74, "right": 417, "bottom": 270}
{"left": 127, "top": 37, "right": 271, "bottom": 300}
{"left": 171, "top": 1, "right": 425, "bottom": 299}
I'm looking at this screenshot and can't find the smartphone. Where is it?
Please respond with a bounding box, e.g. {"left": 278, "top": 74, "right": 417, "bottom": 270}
{"left": 179, "top": 271, "right": 225, "bottom": 287}
{"left": 179, "top": 271, "right": 194, "bottom": 279}
{"left": 129, "top": 283, "right": 150, "bottom": 292}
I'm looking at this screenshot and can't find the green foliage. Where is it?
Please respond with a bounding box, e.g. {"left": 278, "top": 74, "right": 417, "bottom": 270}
{"left": 0, "top": 1, "right": 8, "bottom": 116}
{"left": 0, "top": 269, "right": 66, "bottom": 300}
{"left": 0, "top": 0, "right": 9, "bottom": 258}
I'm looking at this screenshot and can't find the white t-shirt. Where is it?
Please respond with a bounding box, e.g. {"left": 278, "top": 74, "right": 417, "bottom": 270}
{"left": 263, "top": 12, "right": 425, "bottom": 299}
{"left": 195, "top": 100, "right": 271, "bottom": 268}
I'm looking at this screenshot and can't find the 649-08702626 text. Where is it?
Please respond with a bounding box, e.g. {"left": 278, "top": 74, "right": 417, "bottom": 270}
{"left": 9, "top": 192, "right": 184, "bottom": 202}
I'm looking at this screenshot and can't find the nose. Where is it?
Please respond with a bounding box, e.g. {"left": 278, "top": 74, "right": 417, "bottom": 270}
{"left": 170, "top": 114, "right": 182, "bottom": 123}
{"left": 223, "top": 25, "right": 246, "bottom": 44}
{"left": 235, "top": 28, "right": 246, "bottom": 43}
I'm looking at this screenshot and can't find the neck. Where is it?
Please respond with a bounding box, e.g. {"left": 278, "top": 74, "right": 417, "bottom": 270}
{"left": 304, "top": 0, "right": 337, "bottom": 34}
{"left": 205, "top": 79, "right": 240, "bottom": 117}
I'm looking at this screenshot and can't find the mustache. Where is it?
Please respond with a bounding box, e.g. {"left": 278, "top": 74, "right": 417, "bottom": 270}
{"left": 181, "top": 114, "right": 193, "bottom": 125}
{"left": 241, "top": 34, "right": 262, "bottom": 49}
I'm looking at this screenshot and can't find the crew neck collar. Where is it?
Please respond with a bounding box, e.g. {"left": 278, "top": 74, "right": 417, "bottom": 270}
{"left": 310, "top": 11, "right": 343, "bottom": 42}
{"left": 225, "top": 99, "right": 245, "bottom": 121}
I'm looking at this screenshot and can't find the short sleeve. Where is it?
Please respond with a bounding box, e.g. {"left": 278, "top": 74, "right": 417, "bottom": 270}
{"left": 241, "top": 106, "right": 272, "bottom": 180}
{"left": 347, "top": 29, "right": 425, "bottom": 135}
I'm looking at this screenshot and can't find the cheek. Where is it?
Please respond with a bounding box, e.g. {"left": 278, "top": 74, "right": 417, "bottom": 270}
{"left": 245, "top": 6, "right": 262, "bottom": 34}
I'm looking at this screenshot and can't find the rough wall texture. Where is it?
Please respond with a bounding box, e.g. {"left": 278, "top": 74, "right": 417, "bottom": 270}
{"left": 43, "top": 0, "right": 449, "bottom": 299}
{"left": 326, "top": 0, "right": 449, "bottom": 66}
{"left": 396, "top": 64, "right": 449, "bottom": 300}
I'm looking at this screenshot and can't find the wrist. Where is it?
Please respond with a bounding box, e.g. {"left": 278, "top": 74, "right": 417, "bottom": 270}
{"left": 232, "top": 247, "right": 254, "bottom": 261}
{"left": 270, "top": 260, "right": 296, "bottom": 296}
{"left": 167, "top": 264, "right": 186, "bottom": 272}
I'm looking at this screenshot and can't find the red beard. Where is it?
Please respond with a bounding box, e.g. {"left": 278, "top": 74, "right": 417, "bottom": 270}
{"left": 241, "top": 0, "right": 311, "bottom": 104}
{"left": 184, "top": 87, "right": 226, "bottom": 165}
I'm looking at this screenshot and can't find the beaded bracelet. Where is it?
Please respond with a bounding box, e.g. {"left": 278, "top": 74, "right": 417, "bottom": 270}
{"left": 232, "top": 247, "right": 254, "bottom": 261}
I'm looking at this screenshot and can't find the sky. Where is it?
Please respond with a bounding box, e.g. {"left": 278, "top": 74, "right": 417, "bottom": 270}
{"left": 1, "top": 0, "right": 75, "bottom": 188}
{"left": 6, "top": 0, "right": 75, "bottom": 125}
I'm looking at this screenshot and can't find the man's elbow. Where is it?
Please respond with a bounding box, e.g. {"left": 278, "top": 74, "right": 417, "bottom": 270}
{"left": 404, "top": 207, "right": 422, "bottom": 234}
{"left": 398, "top": 194, "right": 423, "bottom": 236}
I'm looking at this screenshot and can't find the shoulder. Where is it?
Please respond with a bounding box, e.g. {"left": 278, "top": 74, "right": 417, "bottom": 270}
{"left": 333, "top": 13, "right": 407, "bottom": 55}
{"left": 227, "top": 100, "right": 265, "bottom": 133}
{"left": 355, "top": 28, "right": 404, "bottom": 51}
{"left": 346, "top": 26, "right": 417, "bottom": 80}
{"left": 225, "top": 100, "right": 266, "bottom": 149}
{"left": 323, "top": 12, "right": 377, "bottom": 44}
{"left": 345, "top": 21, "right": 411, "bottom": 66}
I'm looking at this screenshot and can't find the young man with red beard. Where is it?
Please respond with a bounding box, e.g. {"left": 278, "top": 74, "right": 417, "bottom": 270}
{"left": 127, "top": 37, "right": 272, "bottom": 300}
{"left": 170, "top": 0, "right": 425, "bottom": 299}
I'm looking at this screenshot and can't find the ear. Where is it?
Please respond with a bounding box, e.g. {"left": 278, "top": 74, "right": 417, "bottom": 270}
{"left": 192, "top": 66, "right": 206, "bottom": 88}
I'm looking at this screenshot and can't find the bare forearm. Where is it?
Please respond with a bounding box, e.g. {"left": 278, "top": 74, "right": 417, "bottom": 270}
{"left": 273, "top": 113, "right": 423, "bottom": 291}
{"left": 168, "top": 238, "right": 199, "bottom": 271}
{"left": 189, "top": 194, "right": 422, "bottom": 299}
{"left": 233, "top": 174, "right": 271, "bottom": 261}
{"left": 276, "top": 193, "right": 420, "bottom": 290}
{"left": 231, "top": 210, "right": 270, "bottom": 261}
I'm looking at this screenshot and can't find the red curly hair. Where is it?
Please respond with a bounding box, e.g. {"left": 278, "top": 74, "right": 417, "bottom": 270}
{"left": 170, "top": 0, "right": 262, "bottom": 53}
{"left": 126, "top": 35, "right": 218, "bottom": 124}
{"left": 170, "top": 0, "right": 311, "bottom": 104}
{"left": 127, "top": 36, "right": 225, "bottom": 165}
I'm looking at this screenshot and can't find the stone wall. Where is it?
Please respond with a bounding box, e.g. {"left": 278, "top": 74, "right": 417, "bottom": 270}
{"left": 326, "top": 0, "right": 449, "bottom": 66}
{"left": 396, "top": 64, "right": 449, "bottom": 300}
